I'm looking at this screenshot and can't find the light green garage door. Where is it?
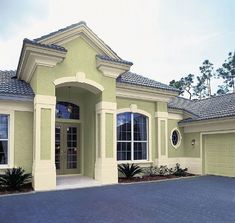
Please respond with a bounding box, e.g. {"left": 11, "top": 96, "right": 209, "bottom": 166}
{"left": 205, "top": 133, "right": 235, "bottom": 177}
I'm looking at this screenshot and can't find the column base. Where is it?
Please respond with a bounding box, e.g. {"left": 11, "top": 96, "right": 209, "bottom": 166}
{"left": 32, "top": 161, "right": 56, "bottom": 191}
{"left": 95, "top": 158, "right": 118, "bottom": 184}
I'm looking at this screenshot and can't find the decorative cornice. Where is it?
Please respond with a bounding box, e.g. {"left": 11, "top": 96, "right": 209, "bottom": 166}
{"left": 17, "top": 40, "right": 67, "bottom": 83}
{"left": 116, "top": 83, "right": 178, "bottom": 102}
{"left": 96, "top": 56, "right": 132, "bottom": 78}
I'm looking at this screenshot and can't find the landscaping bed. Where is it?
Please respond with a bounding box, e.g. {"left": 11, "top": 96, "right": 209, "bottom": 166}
{"left": 0, "top": 167, "right": 32, "bottom": 196}
{"left": 118, "top": 163, "right": 195, "bottom": 183}
{"left": 0, "top": 183, "right": 33, "bottom": 195}
{"left": 119, "top": 173, "right": 195, "bottom": 183}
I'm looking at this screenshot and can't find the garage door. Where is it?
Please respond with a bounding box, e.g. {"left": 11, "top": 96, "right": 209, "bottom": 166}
{"left": 205, "top": 133, "right": 235, "bottom": 177}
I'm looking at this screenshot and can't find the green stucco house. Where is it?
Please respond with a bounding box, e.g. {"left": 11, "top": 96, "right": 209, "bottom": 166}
{"left": 0, "top": 22, "right": 235, "bottom": 191}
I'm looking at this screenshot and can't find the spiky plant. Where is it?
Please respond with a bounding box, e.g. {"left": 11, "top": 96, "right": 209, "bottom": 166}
{"left": 0, "top": 167, "right": 32, "bottom": 190}
{"left": 118, "top": 163, "right": 142, "bottom": 179}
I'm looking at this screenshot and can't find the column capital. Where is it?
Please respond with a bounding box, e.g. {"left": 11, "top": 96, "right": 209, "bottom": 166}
{"left": 34, "top": 95, "right": 56, "bottom": 106}
{"left": 96, "top": 101, "right": 117, "bottom": 113}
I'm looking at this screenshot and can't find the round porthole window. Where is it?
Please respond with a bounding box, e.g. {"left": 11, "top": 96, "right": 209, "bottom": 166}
{"left": 171, "top": 129, "right": 181, "bottom": 148}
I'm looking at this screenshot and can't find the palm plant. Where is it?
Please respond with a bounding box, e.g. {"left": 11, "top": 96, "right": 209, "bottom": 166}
{"left": 0, "top": 167, "right": 32, "bottom": 190}
{"left": 118, "top": 163, "right": 142, "bottom": 179}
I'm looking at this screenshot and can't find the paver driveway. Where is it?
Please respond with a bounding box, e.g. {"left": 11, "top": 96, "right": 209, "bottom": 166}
{"left": 0, "top": 176, "right": 235, "bottom": 223}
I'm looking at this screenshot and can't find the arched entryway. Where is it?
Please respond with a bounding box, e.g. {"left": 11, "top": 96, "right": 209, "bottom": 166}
{"left": 55, "top": 81, "right": 100, "bottom": 181}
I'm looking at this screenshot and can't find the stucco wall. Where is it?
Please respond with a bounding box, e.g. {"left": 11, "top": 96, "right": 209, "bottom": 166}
{"left": 14, "top": 111, "right": 33, "bottom": 173}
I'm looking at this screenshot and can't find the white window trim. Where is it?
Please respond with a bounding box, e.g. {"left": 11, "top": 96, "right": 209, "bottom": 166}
{"left": 170, "top": 128, "right": 182, "bottom": 149}
{"left": 117, "top": 108, "right": 152, "bottom": 162}
{"left": 0, "top": 110, "right": 14, "bottom": 169}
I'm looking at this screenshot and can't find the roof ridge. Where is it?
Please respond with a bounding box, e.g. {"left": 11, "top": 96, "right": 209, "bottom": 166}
{"left": 33, "top": 21, "right": 87, "bottom": 42}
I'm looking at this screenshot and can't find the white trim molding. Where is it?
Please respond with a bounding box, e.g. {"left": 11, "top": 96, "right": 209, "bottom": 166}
{"left": 116, "top": 84, "right": 178, "bottom": 102}
{"left": 54, "top": 72, "right": 104, "bottom": 94}
{"left": 183, "top": 118, "right": 235, "bottom": 133}
{"left": 170, "top": 128, "right": 182, "bottom": 149}
{"left": 17, "top": 43, "right": 66, "bottom": 82}
{"left": 96, "top": 57, "right": 131, "bottom": 78}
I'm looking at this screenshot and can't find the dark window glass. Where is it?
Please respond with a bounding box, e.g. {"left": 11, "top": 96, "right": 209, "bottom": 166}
{"left": 117, "top": 112, "right": 131, "bottom": 141}
{"left": 0, "top": 115, "right": 8, "bottom": 165}
{"left": 56, "top": 102, "right": 80, "bottom": 120}
{"left": 172, "top": 130, "right": 179, "bottom": 146}
{"left": 117, "top": 112, "right": 148, "bottom": 161}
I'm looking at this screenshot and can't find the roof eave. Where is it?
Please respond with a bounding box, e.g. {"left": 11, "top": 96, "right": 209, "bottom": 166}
{"left": 16, "top": 40, "right": 67, "bottom": 83}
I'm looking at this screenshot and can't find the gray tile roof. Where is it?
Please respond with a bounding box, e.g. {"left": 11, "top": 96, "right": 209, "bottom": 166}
{"left": 0, "top": 70, "right": 34, "bottom": 100}
{"left": 117, "top": 72, "right": 180, "bottom": 92}
{"left": 96, "top": 55, "right": 133, "bottom": 66}
{"left": 168, "top": 94, "right": 235, "bottom": 123}
{"left": 24, "top": 38, "right": 67, "bottom": 52}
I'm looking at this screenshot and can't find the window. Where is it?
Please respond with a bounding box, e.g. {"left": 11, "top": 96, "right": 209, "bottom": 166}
{"left": 117, "top": 112, "right": 148, "bottom": 161}
{"left": 171, "top": 129, "right": 181, "bottom": 148}
{"left": 0, "top": 115, "right": 9, "bottom": 165}
{"left": 56, "top": 102, "right": 80, "bottom": 120}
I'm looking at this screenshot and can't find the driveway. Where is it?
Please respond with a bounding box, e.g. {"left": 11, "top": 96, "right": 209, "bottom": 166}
{"left": 0, "top": 176, "right": 235, "bottom": 223}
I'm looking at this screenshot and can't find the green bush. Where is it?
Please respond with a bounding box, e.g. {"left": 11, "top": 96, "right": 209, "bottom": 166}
{"left": 173, "top": 163, "right": 188, "bottom": 176}
{"left": 118, "top": 163, "right": 142, "bottom": 179}
{"left": 157, "top": 165, "right": 173, "bottom": 176}
{"left": 0, "top": 167, "right": 32, "bottom": 191}
{"left": 142, "top": 165, "right": 158, "bottom": 176}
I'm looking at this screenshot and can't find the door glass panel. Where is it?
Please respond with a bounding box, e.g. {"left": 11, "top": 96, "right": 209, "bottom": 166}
{"left": 67, "top": 127, "right": 77, "bottom": 169}
{"left": 55, "top": 126, "right": 61, "bottom": 169}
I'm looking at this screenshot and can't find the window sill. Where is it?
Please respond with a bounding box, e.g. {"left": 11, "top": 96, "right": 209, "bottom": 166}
{"left": 117, "top": 160, "right": 153, "bottom": 165}
{"left": 0, "top": 164, "right": 12, "bottom": 169}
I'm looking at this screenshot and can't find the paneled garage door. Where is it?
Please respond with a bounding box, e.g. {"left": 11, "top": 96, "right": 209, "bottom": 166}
{"left": 205, "top": 133, "right": 235, "bottom": 177}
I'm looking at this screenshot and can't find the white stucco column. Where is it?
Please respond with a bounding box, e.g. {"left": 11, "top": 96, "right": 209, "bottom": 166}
{"left": 32, "top": 95, "right": 56, "bottom": 191}
{"left": 94, "top": 101, "right": 118, "bottom": 184}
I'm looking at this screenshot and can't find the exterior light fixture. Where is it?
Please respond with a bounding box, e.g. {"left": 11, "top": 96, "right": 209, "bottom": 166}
{"left": 191, "top": 139, "right": 196, "bottom": 146}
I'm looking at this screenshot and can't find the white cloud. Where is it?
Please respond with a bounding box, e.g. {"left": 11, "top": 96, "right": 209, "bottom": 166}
{"left": 0, "top": 0, "right": 234, "bottom": 92}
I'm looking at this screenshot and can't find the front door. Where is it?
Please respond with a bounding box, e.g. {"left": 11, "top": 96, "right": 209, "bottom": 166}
{"left": 55, "top": 123, "right": 80, "bottom": 175}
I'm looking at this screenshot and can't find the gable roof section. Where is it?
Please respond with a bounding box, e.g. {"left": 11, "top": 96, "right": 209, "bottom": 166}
{"left": 168, "top": 94, "right": 235, "bottom": 123}
{"left": 0, "top": 70, "right": 34, "bottom": 100}
{"left": 117, "top": 72, "right": 179, "bottom": 93}
{"left": 33, "top": 21, "right": 121, "bottom": 60}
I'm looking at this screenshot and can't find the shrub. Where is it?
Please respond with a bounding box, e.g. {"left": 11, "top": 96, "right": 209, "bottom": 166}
{"left": 173, "top": 163, "right": 188, "bottom": 177}
{"left": 142, "top": 165, "right": 158, "bottom": 176}
{"left": 157, "top": 165, "right": 173, "bottom": 176}
{"left": 118, "top": 163, "right": 142, "bottom": 179}
{"left": 0, "top": 167, "right": 32, "bottom": 191}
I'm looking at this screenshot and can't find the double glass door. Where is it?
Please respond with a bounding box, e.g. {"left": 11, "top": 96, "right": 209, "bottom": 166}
{"left": 55, "top": 123, "right": 80, "bottom": 175}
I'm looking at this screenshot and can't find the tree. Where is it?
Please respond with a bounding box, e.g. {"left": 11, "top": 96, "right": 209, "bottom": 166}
{"left": 193, "top": 76, "right": 207, "bottom": 100}
{"left": 169, "top": 74, "right": 194, "bottom": 99}
{"left": 216, "top": 85, "right": 229, "bottom": 95}
{"left": 217, "top": 51, "right": 235, "bottom": 93}
{"left": 199, "top": 59, "right": 214, "bottom": 97}
{"left": 169, "top": 79, "right": 184, "bottom": 95}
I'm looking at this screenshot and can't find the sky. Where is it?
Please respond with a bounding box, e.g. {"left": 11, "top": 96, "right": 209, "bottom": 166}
{"left": 0, "top": 0, "right": 235, "bottom": 94}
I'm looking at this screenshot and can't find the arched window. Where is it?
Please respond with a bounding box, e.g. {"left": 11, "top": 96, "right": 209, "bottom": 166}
{"left": 56, "top": 102, "right": 80, "bottom": 120}
{"left": 117, "top": 112, "right": 148, "bottom": 161}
